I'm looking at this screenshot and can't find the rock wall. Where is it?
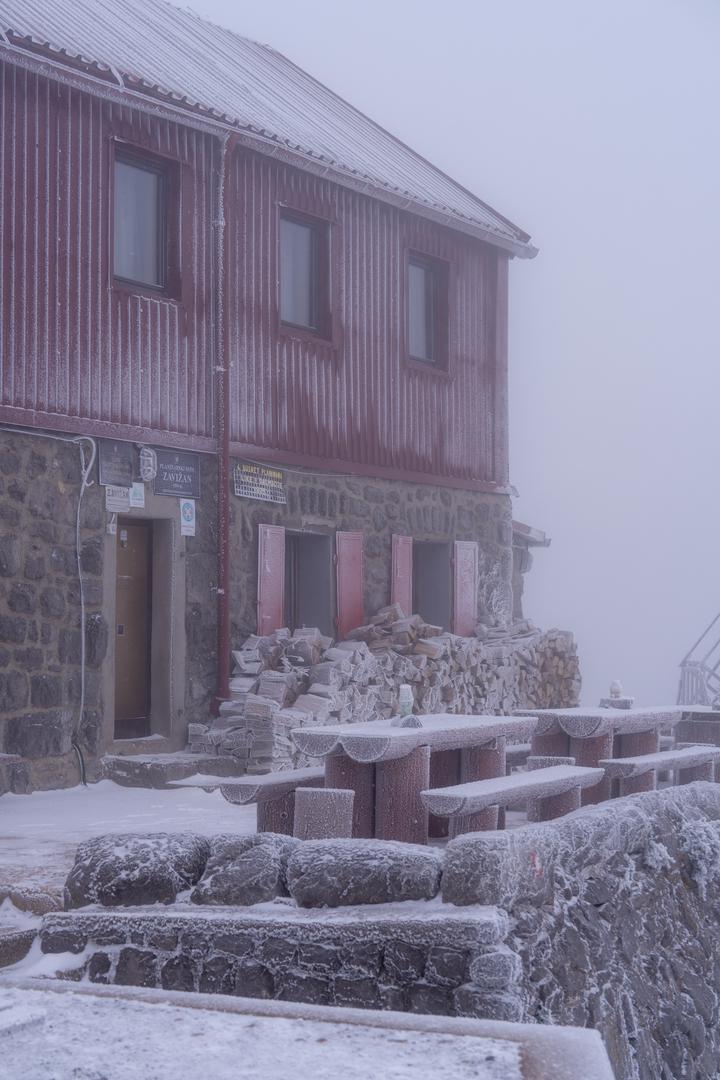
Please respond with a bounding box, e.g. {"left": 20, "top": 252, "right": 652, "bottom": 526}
{"left": 443, "top": 783, "right": 720, "bottom": 1080}
{"left": 228, "top": 463, "right": 516, "bottom": 639}
{"left": 40, "top": 905, "right": 521, "bottom": 1019}
{"left": 0, "top": 430, "right": 107, "bottom": 789}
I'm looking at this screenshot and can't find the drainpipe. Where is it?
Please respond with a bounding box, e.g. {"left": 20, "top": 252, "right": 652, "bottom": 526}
{"left": 214, "top": 133, "right": 240, "bottom": 712}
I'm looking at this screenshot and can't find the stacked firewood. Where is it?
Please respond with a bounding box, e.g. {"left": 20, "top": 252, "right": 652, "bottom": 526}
{"left": 187, "top": 609, "right": 581, "bottom": 772}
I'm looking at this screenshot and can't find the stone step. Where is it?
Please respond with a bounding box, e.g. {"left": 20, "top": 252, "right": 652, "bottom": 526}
{"left": 101, "top": 752, "right": 248, "bottom": 789}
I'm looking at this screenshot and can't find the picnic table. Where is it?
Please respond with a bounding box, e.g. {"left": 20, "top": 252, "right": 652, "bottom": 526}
{"left": 517, "top": 706, "right": 689, "bottom": 803}
{"left": 292, "top": 713, "right": 536, "bottom": 844}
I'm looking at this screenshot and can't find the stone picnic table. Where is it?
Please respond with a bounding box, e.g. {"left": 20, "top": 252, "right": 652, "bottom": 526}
{"left": 516, "top": 705, "right": 692, "bottom": 803}
{"left": 292, "top": 713, "right": 536, "bottom": 844}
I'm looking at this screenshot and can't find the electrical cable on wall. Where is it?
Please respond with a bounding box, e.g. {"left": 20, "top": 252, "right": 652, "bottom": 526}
{"left": 1, "top": 424, "right": 97, "bottom": 785}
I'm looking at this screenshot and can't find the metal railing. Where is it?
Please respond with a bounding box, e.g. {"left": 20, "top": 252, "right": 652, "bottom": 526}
{"left": 677, "top": 612, "right": 720, "bottom": 706}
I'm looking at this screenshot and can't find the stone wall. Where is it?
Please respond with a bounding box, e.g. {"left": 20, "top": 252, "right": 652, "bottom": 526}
{"left": 443, "top": 783, "right": 720, "bottom": 1080}
{"left": 228, "top": 462, "right": 515, "bottom": 641}
{"left": 0, "top": 430, "right": 107, "bottom": 789}
{"left": 40, "top": 905, "right": 521, "bottom": 1019}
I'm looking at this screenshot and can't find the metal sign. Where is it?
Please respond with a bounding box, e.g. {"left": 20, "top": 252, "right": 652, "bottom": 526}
{"left": 152, "top": 449, "right": 201, "bottom": 498}
{"left": 180, "top": 498, "right": 196, "bottom": 537}
{"left": 105, "top": 485, "right": 131, "bottom": 513}
{"left": 234, "top": 462, "right": 286, "bottom": 504}
{"left": 98, "top": 439, "right": 134, "bottom": 488}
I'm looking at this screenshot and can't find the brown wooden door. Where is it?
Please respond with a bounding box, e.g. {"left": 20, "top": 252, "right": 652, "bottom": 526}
{"left": 114, "top": 520, "right": 152, "bottom": 738}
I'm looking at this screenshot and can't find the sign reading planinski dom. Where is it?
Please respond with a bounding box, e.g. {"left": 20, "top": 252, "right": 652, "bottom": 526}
{"left": 152, "top": 449, "right": 201, "bottom": 499}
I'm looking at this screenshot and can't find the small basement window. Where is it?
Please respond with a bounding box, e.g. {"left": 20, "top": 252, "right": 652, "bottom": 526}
{"left": 285, "top": 532, "right": 334, "bottom": 637}
{"left": 408, "top": 255, "right": 446, "bottom": 364}
{"left": 114, "top": 151, "right": 168, "bottom": 290}
{"left": 413, "top": 541, "right": 452, "bottom": 629}
{"left": 280, "top": 213, "right": 329, "bottom": 334}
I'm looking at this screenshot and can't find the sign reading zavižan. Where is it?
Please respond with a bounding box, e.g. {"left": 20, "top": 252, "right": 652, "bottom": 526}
{"left": 152, "top": 450, "right": 201, "bottom": 499}
{"left": 233, "top": 463, "right": 286, "bottom": 504}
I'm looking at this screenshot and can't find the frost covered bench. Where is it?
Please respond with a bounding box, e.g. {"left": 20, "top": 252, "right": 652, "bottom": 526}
{"left": 169, "top": 767, "right": 325, "bottom": 833}
{"left": 517, "top": 706, "right": 686, "bottom": 805}
{"left": 420, "top": 764, "right": 604, "bottom": 836}
{"left": 599, "top": 744, "right": 720, "bottom": 797}
{"left": 292, "top": 714, "right": 536, "bottom": 845}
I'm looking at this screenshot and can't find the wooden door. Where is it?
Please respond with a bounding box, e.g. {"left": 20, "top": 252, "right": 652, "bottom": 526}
{"left": 391, "top": 534, "right": 413, "bottom": 617}
{"left": 453, "top": 540, "right": 479, "bottom": 637}
{"left": 336, "top": 531, "right": 364, "bottom": 639}
{"left": 257, "top": 524, "right": 285, "bottom": 635}
{"left": 115, "top": 521, "right": 152, "bottom": 738}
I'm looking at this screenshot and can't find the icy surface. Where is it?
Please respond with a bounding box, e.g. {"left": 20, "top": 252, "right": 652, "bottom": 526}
{"left": 0, "top": 780, "right": 256, "bottom": 895}
{"left": 0, "top": 987, "right": 523, "bottom": 1080}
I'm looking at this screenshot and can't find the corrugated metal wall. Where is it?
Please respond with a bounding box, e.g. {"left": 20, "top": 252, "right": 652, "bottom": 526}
{"left": 1, "top": 62, "right": 507, "bottom": 485}
{"left": 0, "top": 61, "right": 217, "bottom": 447}
{"left": 227, "top": 149, "right": 506, "bottom": 485}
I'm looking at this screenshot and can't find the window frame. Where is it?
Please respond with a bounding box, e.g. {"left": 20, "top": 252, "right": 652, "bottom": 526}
{"left": 277, "top": 207, "right": 332, "bottom": 342}
{"left": 405, "top": 251, "right": 450, "bottom": 373}
{"left": 110, "top": 143, "right": 180, "bottom": 300}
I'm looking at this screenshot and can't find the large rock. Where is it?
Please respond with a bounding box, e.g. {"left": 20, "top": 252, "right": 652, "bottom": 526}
{"left": 191, "top": 833, "right": 300, "bottom": 906}
{"left": 287, "top": 839, "right": 442, "bottom": 908}
{"left": 64, "top": 833, "right": 210, "bottom": 909}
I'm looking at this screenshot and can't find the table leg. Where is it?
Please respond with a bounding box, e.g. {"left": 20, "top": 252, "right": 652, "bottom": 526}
{"left": 528, "top": 785, "right": 581, "bottom": 822}
{"left": 569, "top": 732, "right": 613, "bottom": 804}
{"left": 531, "top": 730, "right": 570, "bottom": 757}
{"left": 374, "top": 746, "right": 430, "bottom": 845}
{"left": 428, "top": 749, "right": 461, "bottom": 838}
{"left": 293, "top": 788, "right": 354, "bottom": 840}
{"left": 450, "top": 738, "right": 506, "bottom": 837}
{"left": 325, "top": 752, "right": 375, "bottom": 838}
{"left": 677, "top": 761, "right": 714, "bottom": 785}
{"left": 616, "top": 730, "right": 658, "bottom": 795}
{"left": 257, "top": 791, "right": 295, "bottom": 834}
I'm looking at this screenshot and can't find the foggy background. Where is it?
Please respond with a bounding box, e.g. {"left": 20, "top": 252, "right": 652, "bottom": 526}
{"left": 191, "top": 0, "right": 720, "bottom": 705}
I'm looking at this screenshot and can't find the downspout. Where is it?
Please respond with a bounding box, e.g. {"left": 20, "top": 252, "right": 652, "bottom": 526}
{"left": 214, "top": 132, "right": 241, "bottom": 711}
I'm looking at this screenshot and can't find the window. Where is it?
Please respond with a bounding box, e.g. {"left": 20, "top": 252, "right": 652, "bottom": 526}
{"left": 114, "top": 152, "right": 167, "bottom": 289}
{"left": 280, "top": 213, "right": 329, "bottom": 334}
{"left": 408, "top": 256, "right": 446, "bottom": 364}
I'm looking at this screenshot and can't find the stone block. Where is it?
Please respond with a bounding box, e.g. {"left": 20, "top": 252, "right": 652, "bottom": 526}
{"left": 333, "top": 976, "right": 381, "bottom": 1009}
{"left": 191, "top": 833, "right": 298, "bottom": 906}
{"left": 87, "top": 952, "right": 112, "bottom": 984}
{"left": 161, "top": 955, "right": 196, "bottom": 992}
{"left": 279, "top": 971, "right": 330, "bottom": 1005}
{"left": 297, "top": 942, "right": 340, "bottom": 973}
{"left": 425, "top": 947, "right": 470, "bottom": 988}
{"left": 408, "top": 983, "right": 453, "bottom": 1015}
{"left": 287, "top": 839, "right": 442, "bottom": 908}
{"left": 115, "top": 947, "right": 158, "bottom": 988}
{"left": 200, "top": 955, "right": 236, "bottom": 995}
{"left": 0, "top": 615, "right": 27, "bottom": 645}
{"left": 0, "top": 671, "right": 29, "bottom": 712}
{"left": 469, "top": 947, "right": 522, "bottom": 990}
{"left": 145, "top": 929, "right": 179, "bottom": 952}
{"left": 234, "top": 959, "right": 274, "bottom": 999}
{"left": 64, "top": 833, "right": 210, "bottom": 908}
{"left": 0, "top": 929, "right": 36, "bottom": 968}
{"left": 41, "top": 928, "right": 87, "bottom": 955}
{"left": 4, "top": 710, "right": 72, "bottom": 758}
{"left": 0, "top": 535, "right": 20, "bottom": 578}
{"left": 30, "top": 674, "right": 63, "bottom": 709}
{"left": 8, "top": 584, "right": 37, "bottom": 615}
{"left": 340, "top": 940, "right": 382, "bottom": 976}
{"left": 213, "top": 932, "right": 254, "bottom": 957}
{"left": 80, "top": 538, "right": 103, "bottom": 576}
{"left": 40, "top": 587, "right": 66, "bottom": 619}
{"left": 257, "top": 935, "right": 296, "bottom": 967}
{"left": 383, "top": 941, "right": 426, "bottom": 983}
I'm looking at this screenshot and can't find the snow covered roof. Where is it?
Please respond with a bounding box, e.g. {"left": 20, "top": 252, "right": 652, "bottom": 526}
{"left": 0, "top": 0, "right": 536, "bottom": 257}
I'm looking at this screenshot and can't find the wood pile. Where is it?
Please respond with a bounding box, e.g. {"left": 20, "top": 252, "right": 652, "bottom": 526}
{"left": 187, "top": 610, "right": 581, "bottom": 773}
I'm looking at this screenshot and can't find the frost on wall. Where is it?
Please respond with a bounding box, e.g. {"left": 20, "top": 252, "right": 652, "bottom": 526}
{"left": 444, "top": 782, "right": 720, "bottom": 1080}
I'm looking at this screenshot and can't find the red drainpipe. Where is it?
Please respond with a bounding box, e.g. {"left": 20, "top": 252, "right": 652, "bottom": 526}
{"left": 214, "top": 132, "right": 240, "bottom": 712}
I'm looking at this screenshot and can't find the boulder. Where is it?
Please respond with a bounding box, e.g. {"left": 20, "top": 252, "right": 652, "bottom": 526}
{"left": 191, "top": 833, "right": 300, "bottom": 906}
{"left": 287, "top": 839, "right": 442, "bottom": 908}
{"left": 64, "top": 833, "right": 210, "bottom": 909}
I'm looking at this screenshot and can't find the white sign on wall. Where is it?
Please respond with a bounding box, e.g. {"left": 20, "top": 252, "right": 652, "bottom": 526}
{"left": 180, "top": 498, "right": 196, "bottom": 537}
{"left": 105, "top": 485, "right": 130, "bottom": 513}
{"left": 129, "top": 482, "right": 146, "bottom": 509}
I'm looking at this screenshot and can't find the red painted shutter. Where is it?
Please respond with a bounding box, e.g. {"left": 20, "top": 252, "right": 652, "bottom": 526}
{"left": 336, "top": 531, "right": 364, "bottom": 639}
{"left": 257, "top": 525, "right": 285, "bottom": 635}
{"left": 453, "top": 540, "right": 478, "bottom": 637}
{"left": 391, "top": 534, "right": 413, "bottom": 617}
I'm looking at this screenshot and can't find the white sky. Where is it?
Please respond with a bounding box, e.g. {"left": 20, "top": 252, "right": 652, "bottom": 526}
{"left": 190, "top": 0, "right": 720, "bottom": 704}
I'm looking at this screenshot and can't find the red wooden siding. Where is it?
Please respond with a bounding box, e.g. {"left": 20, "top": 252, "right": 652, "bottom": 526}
{"left": 226, "top": 149, "right": 506, "bottom": 486}
{"left": 391, "top": 534, "right": 413, "bottom": 617}
{"left": 257, "top": 524, "right": 285, "bottom": 635}
{"left": 336, "top": 532, "right": 364, "bottom": 639}
{"left": 0, "top": 61, "right": 217, "bottom": 447}
{"left": 453, "top": 540, "right": 479, "bottom": 636}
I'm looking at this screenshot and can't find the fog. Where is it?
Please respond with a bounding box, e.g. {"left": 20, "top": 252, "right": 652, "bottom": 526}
{"left": 192, "top": 0, "right": 720, "bottom": 705}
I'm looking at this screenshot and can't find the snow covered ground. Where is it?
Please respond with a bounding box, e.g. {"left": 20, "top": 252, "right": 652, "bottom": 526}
{"left": 1, "top": 986, "right": 521, "bottom": 1080}
{"left": 0, "top": 780, "right": 257, "bottom": 896}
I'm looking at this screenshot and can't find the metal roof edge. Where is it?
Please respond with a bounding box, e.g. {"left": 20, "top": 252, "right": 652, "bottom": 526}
{"left": 0, "top": 38, "right": 537, "bottom": 257}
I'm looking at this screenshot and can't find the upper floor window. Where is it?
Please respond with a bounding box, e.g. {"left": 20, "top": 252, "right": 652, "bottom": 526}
{"left": 280, "top": 212, "right": 329, "bottom": 335}
{"left": 408, "top": 255, "right": 446, "bottom": 364}
{"left": 114, "top": 151, "right": 167, "bottom": 290}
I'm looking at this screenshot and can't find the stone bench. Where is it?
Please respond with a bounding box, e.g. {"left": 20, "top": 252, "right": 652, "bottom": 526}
{"left": 600, "top": 744, "right": 720, "bottom": 796}
{"left": 505, "top": 743, "right": 531, "bottom": 772}
{"left": 420, "top": 764, "right": 604, "bottom": 835}
{"left": 169, "top": 767, "right": 325, "bottom": 833}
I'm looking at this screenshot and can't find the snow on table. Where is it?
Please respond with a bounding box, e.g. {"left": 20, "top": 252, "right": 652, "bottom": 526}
{"left": 0, "top": 780, "right": 257, "bottom": 896}
{"left": 1, "top": 987, "right": 522, "bottom": 1080}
